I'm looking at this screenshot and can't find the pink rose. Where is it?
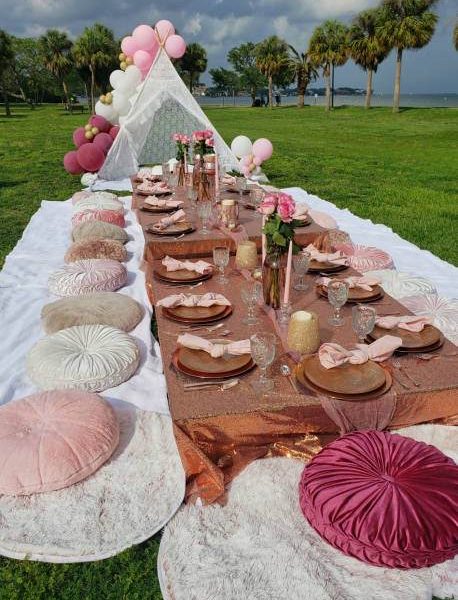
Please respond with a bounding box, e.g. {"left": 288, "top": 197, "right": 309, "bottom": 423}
{"left": 258, "top": 194, "right": 277, "bottom": 216}
{"left": 204, "top": 129, "right": 213, "bottom": 139}
{"left": 277, "top": 193, "right": 296, "bottom": 223}
{"left": 205, "top": 138, "right": 214, "bottom": 147}
{"left": 172, "top": 133, "right": 181, "bottom": 142}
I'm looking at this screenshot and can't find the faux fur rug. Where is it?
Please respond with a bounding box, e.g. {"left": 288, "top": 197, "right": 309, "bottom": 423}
{"left": 158, "top": 425, "right": 457, "bottom": 600}
{"left": 0, "top": 404, "right": 185, "bottom": 562}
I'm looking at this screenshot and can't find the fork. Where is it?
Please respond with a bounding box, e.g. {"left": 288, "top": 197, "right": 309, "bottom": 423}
{"left": 179, "top": 322, "right": 224, "bottom": 333}
{"left": 392, "top": 358, "right": 420, "bottom": 387}
{"left": 162, "top": 281, "right": 204, "bottom": 290}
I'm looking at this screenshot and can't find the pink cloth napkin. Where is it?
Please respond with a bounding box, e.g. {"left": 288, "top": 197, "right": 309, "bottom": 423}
{"left": 177, "top": 334, "right": 250, "bottom": 358}
{"left": 375, "top": 315, "right": 433, "bottom": 332}
{"left": 152, "top": 209, "right": 186, "bottom": 230}
{"left": 157, "top": 293, "right": 231, "bottom": 308}
{"left": 305, "top": 244, "right": 349, "bottom": 266}
{"left": 145, "top": 196, "right": 183, "bottom": 209}
{"left": 138, "top": 181, "right": 171, "bottom": 194}
{"left": 317, "top": 275, "right": 380, "bottom": 292}
{"left": 222, "top": 174, "right": 237, "bottom": 186}
{"left": 162, "top": 256, "right": 212, "bottom": 275}
{"left": 293, "top": 205, "right": 309, "bottom": 221}
{"left": 319, "top": 335, "right": 403, "bottom": 369}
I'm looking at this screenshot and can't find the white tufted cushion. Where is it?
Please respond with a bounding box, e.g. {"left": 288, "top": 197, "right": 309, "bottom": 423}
{"left": 73, "top": 195, "right": 124, "bottom": 215}
{"left": 72, "top": 221, "right": 128, "bottom": 244}
{"left": 48, "top": 259, "right": 127, "bottom": 296}
{"left": 27, "top": 324, "right": 140, "bottom": 392}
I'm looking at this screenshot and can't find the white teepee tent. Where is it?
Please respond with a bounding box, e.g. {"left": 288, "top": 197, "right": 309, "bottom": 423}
{"left": 99, "top": 50, "right": 239, "bottom": 180}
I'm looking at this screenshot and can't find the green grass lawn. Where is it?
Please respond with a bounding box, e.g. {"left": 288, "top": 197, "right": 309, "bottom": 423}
{"left": 0, "top": 104, "right": 456, "bottom": 599}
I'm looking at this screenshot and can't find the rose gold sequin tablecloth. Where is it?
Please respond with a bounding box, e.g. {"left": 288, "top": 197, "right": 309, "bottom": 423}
{"left": 147, "top": 257, "right": 458, "bottom": 504}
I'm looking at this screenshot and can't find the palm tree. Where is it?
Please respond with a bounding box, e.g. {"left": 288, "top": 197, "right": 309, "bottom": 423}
{"left": 309, "top": 21, "right": 349, "bottom": 111}
{"left": 255, "top": 36, "right": 289, "bottom": 108}
{"left": 38, "top": 29, "right": 73, "bottom": 107}
{"left": 288, "top": 47, "right": 318, "bottom": 108}
{"left": 0, "top": 30, "right": 14, "bottom": 116}
{"left": 73, "top": 23, "right": 117, "bottom": 113}
{"left": 349, "top": 9, "right": 389, "bottom": 109}
{"left": 377, "top": 0, "right": 438, "bottom": 112}
{"left": 178, "top": 43, "right": 208, "bottom": 93}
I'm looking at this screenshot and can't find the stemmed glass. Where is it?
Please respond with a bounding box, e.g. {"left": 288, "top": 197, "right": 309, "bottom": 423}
{"left": 213, "top": 246, "right": 230, "bottom": 285}
{"left": 168, "top": 172, "right": 179, "bottom": 189}
{"left": 327, "top": 280, "right": 349, "bottom": 327}
{"left": 250, "top": 187, "right": 265, "bottom": 209}
{"left": 161, "top": 162, "right": 170, "bottom": 184}
{"left": 197, "top": 200, "right": 212, "bottom": 234}
{"left": 240, "top": 281, "right": 262, "bottom": 325}
{"left": 352, "top": 305, "right": 376, "bottom": 343}
{"left": 293, "top": 251, "right": 311, "bottom": 291}
{"left": 187, "top": 186, "right": 198, "bottom": 209}
{"left": 250, "top": 332, "right": 277, "bottom": 393}
{"left": 236, "top": 176, "right": 247, "bottom": 202}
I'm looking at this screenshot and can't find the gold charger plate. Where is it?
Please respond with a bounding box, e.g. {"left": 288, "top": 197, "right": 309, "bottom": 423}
{"left": 317, "top": 284, "right": 384, "bottom": 303}
{"left": 172, "top": 344, "right": 255, "bottom": 379}
{"left": 394, "top": 333, "right": 445, "bottom": 354}
{"left": 308, "top": 261, "right": 348, "bottom": 273}
{"left": 302, "top": 354, "right": 386, "bottom": 395}
{"left": 154, "top": 263, "right": 212, "bottom": 283}
{"left": 369, "top": 323, "right": 441, "bottom": 350}
{"left": 140, "top": 204, "right": 178, "bottom": 214}
{"left": 136, "top": 188, "right": 172, "bottom": 197}
{"left": 294, "top": 217, "right": 312, "bottom": 228}
{"left": 162, "top": 304, "right": 232, "bottom": 324}
{"left": 147, "top": 222, "right": 195, "bottom": 236}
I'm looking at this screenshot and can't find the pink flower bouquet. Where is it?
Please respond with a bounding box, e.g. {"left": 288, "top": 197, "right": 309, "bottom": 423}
{"left": 258, "top": 192, "right": 300, "bottom": 254}
{"left": 172, "top": 133, "right": 190, "bottom": 162}
{"left": 193, "top": 129, "right": 215, "bottom": 156}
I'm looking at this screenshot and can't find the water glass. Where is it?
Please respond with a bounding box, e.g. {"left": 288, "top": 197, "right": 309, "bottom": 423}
{"left": 293, "top": 251, "right": 311, "bottom": 291}
{"left": 327, "top": 280, "right": 349, "bottom": 327}
{"left": 236, "top": 176, "right": 247, "bottom": 201}
{"left": 168, "top": 173, "right": 179, "bottom": 189}
{"left": 213, "top": 246, "right": 230, "bottom": 285}
{"left": 161, "top": 162, "right": 170, "bottom": 183}
{"left": 197, "top": 200, "right": 212, "bottom": 234}
{"left": 241, "top": 281, "right": 262, "bottom": 325}
{"left": 352, "top": 305, "right": 376, "bottom": 343}
{"left": 250, "top": 187, "right": 265, "bottom": 208}
{"left": 250, "top": 332, "right": 277, "bottom": 393}
{"left": 187, "top": 186, "right": 198, "bottom": 209}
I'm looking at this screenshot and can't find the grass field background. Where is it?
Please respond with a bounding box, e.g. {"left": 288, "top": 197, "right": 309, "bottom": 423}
{"left": 0, "top": 103, "right": 456, "bottom": 599}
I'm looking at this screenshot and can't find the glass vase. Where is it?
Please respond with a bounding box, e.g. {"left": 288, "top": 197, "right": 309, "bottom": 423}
{"left": 176, "top": 159, "right": 186, "bottom": 186}
{"left": 262, "top": 249, "right": 285, "bottom": 309}
{"left": 192, "top": 155, "right": 202, "bottom": 195}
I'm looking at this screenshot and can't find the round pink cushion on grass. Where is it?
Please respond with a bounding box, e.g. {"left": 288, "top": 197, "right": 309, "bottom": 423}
{"left": 0, "top": 391, "right": 119, "bottom": 495}
{"left": 336, "top": 243, "right": 394, "bottom": 273}
{"left": 71, "top": 209, "right": 125, "bottom": 228}
{"left": 299, "top": 430, "right": 458, "bottom": 569}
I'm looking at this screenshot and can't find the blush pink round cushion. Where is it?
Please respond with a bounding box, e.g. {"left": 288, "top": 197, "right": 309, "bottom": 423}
{"left": 48, "top": 259, "right": 127, "bottom": 296}
{"left": 71, "top": 209, "right": 125, "bottom": 228}
{"left": 0, "top": 391, "right": 119, "bottom": 495}
{"left": 336, "top": 243, "right": 394, "bottom": 273}
{"left": 299, "top": 430, "right": 458, "bottom": 569}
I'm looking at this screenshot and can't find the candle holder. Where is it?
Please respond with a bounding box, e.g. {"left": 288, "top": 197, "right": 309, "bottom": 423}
{"left": 277, "top": 301, "right": 292, "bottom": 327}
{"left": 287, "top": 311, "right": 320, "bottom": 354}
{"left": 235, "top": 240, "right": 258, "bottom": 272}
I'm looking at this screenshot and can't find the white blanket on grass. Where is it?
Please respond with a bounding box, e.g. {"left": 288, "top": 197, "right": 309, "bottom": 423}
{"left": 0, "top": 196, "right": 169, "bottom": 414}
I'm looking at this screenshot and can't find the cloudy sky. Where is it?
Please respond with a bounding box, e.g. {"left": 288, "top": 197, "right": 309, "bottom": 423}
{"left": 2, "top": 0, "right": 457, "bottom": 93}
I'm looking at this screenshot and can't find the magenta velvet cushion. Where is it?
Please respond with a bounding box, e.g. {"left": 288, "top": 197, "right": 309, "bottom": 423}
{"left": 299, "top": 430, "right": 458, "bottom": 569}
{"left": 0, "top": 391, "right": 119, "bottom": 495}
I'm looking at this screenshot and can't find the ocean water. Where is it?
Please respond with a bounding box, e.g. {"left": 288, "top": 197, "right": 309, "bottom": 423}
{"left": 197, "top": 94, "right": 458, "bottom": 109}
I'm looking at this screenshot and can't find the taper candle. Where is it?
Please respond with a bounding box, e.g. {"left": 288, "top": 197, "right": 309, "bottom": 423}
{"left": 284, "top": 240, "right": 293, "bottom": 304}
{"left": 214, "top": 151, "right": 220, "bottom": 199}
{"left": 261, "top": 214, "right": 266, "bottom": 266}
{"left": 184, "top": 151, "right": 188, "bottom": 176}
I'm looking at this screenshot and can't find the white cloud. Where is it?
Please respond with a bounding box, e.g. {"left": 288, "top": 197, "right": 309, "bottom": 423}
{"left": 185, "top": 14, "right": 203, "bottom": 36}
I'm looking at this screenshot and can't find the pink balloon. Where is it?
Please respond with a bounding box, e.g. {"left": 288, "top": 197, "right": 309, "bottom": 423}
{"left": 134, "top": 49, "right": 153, "bottom": 71}
{"left": 73, "top": 127, "right": 88, "bottom": 148}
{"left": 241, "top": 155, "right": 251, "bottom": 166}
{"left": 253, "top": 155, "right": 263, "bottom": 167}
{"left": 109, "top": 125, "right": 120, "bottom": 140}
{"left": 252, "top": 138, "right": 273, "bottom": 161}
{"left": 93, "top": 132, "right": 113, "bottom": 154}
{"left": 155, "top": 19, "right": 175, "bottom": 42}
{"left": 165, "top": 34, "right": 186, "bottom": 59}
{"left": 63, "top": 151, "right": 83, "bottom": 175}
{"left": 132, "top": 24, "right": 156, "bottom": 51}
{"left": 76, "top": 144, "right": 105, "bottom": 173}
{"left": 121, "top": 36, "right": 140, "bottom": 57}
{"left": 90, "top": 114, "right": 110, "bottom": 132}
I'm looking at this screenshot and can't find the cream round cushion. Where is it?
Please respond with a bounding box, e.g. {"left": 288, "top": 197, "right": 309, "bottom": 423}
{"left": 27, "top": 324, "right": 140, "bottom": 392}
{"left": 41, "top": 292, "right": 144, "bottom": 334}
{"left": 72, "top": 221, "right": 128, "bottom": 244}
{"left": 48, "top": 259, "right": 127, "bottom": 296}
{"left": 0, "top": 390, "right": 119, "bottom": 495}
{"left": 64, "top": 239, "right": 127, "bottom": 263}
{"left": 73, "top": 196, "right": 124, "bottom": 214}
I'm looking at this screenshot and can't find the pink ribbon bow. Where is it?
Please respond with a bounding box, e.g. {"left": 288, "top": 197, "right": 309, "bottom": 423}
{"left": 317, "top": 275, "right": 380, "bottom": 292}
{"left": 318, "top": 335, "right": 403, "bottom": 369}
{"left": 375, "top": 315, "right": 433, "bottom": 332}
{"left": 138, "top": 181, "right": 171, "bottom": 194}
{"left": 157, "top": 293, "right": 230, "bottom": 308}
{"left": 222, "top": 174, "right": 237, "bottom": 186}
{"left": 305, "top": 244, "right": 349, "bottom": 266}
{"left": 153, "top": 209, "right": 186, "bottom": 230}
{"left": 162, "top": 256, "right": 213, "bottom": 275}
{"left": 177, "top": 334, "right": 250, "bottom": 358}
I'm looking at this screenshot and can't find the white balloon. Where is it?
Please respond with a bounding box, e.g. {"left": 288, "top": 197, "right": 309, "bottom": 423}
{"left": 112, "top": 91, "right": 130, "bottom": 116}
{"left": 109, "top": 69, "right": 125, "bottom": 89}
{"left": 231, "top": 135, "right": 253, "bottom": 159}
{"left": 121, "top": 65, "right": 142, "bottom": 89}
{"left": 95, "top": 100, "right": 117, "bottom": 122}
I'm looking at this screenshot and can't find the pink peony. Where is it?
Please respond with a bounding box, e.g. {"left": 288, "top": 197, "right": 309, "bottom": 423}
{"left": 258, "top": 194, "right": 277, "bottom": 216}
{"left": 172, "top": 133, "right": 181, "bottom": 142}
{"left": 205, "top": 138, "right": 214, "bottom": 147}
{"left": 277, "top": 193, "right": 296, "bottom": 223}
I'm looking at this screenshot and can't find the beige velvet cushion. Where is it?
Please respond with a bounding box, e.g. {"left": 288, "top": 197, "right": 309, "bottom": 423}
{"left": 0, "top": 390, "right": 119, "bottom": 495}
{"left": 41, "top": 292, "right": 143, "bottom": 334}
{"left": 27, "top": 324, "right": 140, "bottom": 392}
{"left": 64, "top": 239, "right": 127, "bottom": 263}
{"left": 72, "top": 221, "right": 128, "bottom": 244}
{"left": 48, "top": 259, "right": 127, "bottom": 296}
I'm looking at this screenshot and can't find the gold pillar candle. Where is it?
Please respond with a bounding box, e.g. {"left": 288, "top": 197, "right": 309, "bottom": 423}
{"left": 220, "top": 199, "right": 239, "bottom": 229}
{"left": 287, "top": 311, "right": 320, "bottom": 354}
{"left": 235, "top": 240, "right": 258, "bottom": 270}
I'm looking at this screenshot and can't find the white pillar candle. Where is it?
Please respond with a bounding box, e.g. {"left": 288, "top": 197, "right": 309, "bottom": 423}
{"left": 284, "top": 240, "right": 293, "bottom": 304}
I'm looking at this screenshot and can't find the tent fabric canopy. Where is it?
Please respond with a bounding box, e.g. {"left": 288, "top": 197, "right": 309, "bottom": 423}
{"left": 99, "top": 51, "right": 239, "bottom": 181}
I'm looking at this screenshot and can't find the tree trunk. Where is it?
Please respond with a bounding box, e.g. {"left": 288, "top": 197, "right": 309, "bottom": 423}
{"left": 268, "top": 75, "right": 273, "bottom": 108}
{"left": 84, "top": 82, "right": 90, "bottom": 112}
{"left": 297, "top": 73, "right": 305, "bottom": 108}
{"left": 189, "top": 73, "right": 194, "bottom": 94}
{"left": 1, "top": 80, "right": 11, "bottom": 117}
{"left": 365, "top": 69, "right": 373, "bottom": 109}
{"left": 325, "top": 70, "right": 331, "bottom": 111}
{"left": 251, "top": 86, "right": 256, "bottom": 107}
{"left": 89, "top": 65, "right": 95, "bottom": 114}
{"left": 393, "top": 48, "right": 402, "bottom": 113}
{"left": 62, "top": 80, "right": 70, "bottom": 108}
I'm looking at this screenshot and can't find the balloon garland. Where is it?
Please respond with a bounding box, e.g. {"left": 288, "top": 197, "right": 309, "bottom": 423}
{"left": 231, "top": 136, "right": 274, "bottom": 178}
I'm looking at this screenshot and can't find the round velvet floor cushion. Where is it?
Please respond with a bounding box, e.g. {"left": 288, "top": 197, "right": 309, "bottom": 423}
{"left": 299, "top": 430, "right": 458, "bottom": 569}
{"left": 65, "top": 239, "right": 127, "bottom": 263}
{"left": 73, "top": 196, "right": 124, "bottom": 215}
{"left": 72, "top": 191, "right": 118, "bottom": 206}
{"left": 0, "top": 391, "right": 119, "bottom": 495}
{"left": 27, "top": 324, "right": 140, "bottom": 392}
{"left": 72, "top": 221, "right": 128, "bottom": 244}
{"left": 71, "top": 209, "right": 126, "bottom": 229}
{"left": 48, "top": 259, "right": 127, "bottom": 296}
{"left": 41, "top": 292, "right": 143, "bottom": 334}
